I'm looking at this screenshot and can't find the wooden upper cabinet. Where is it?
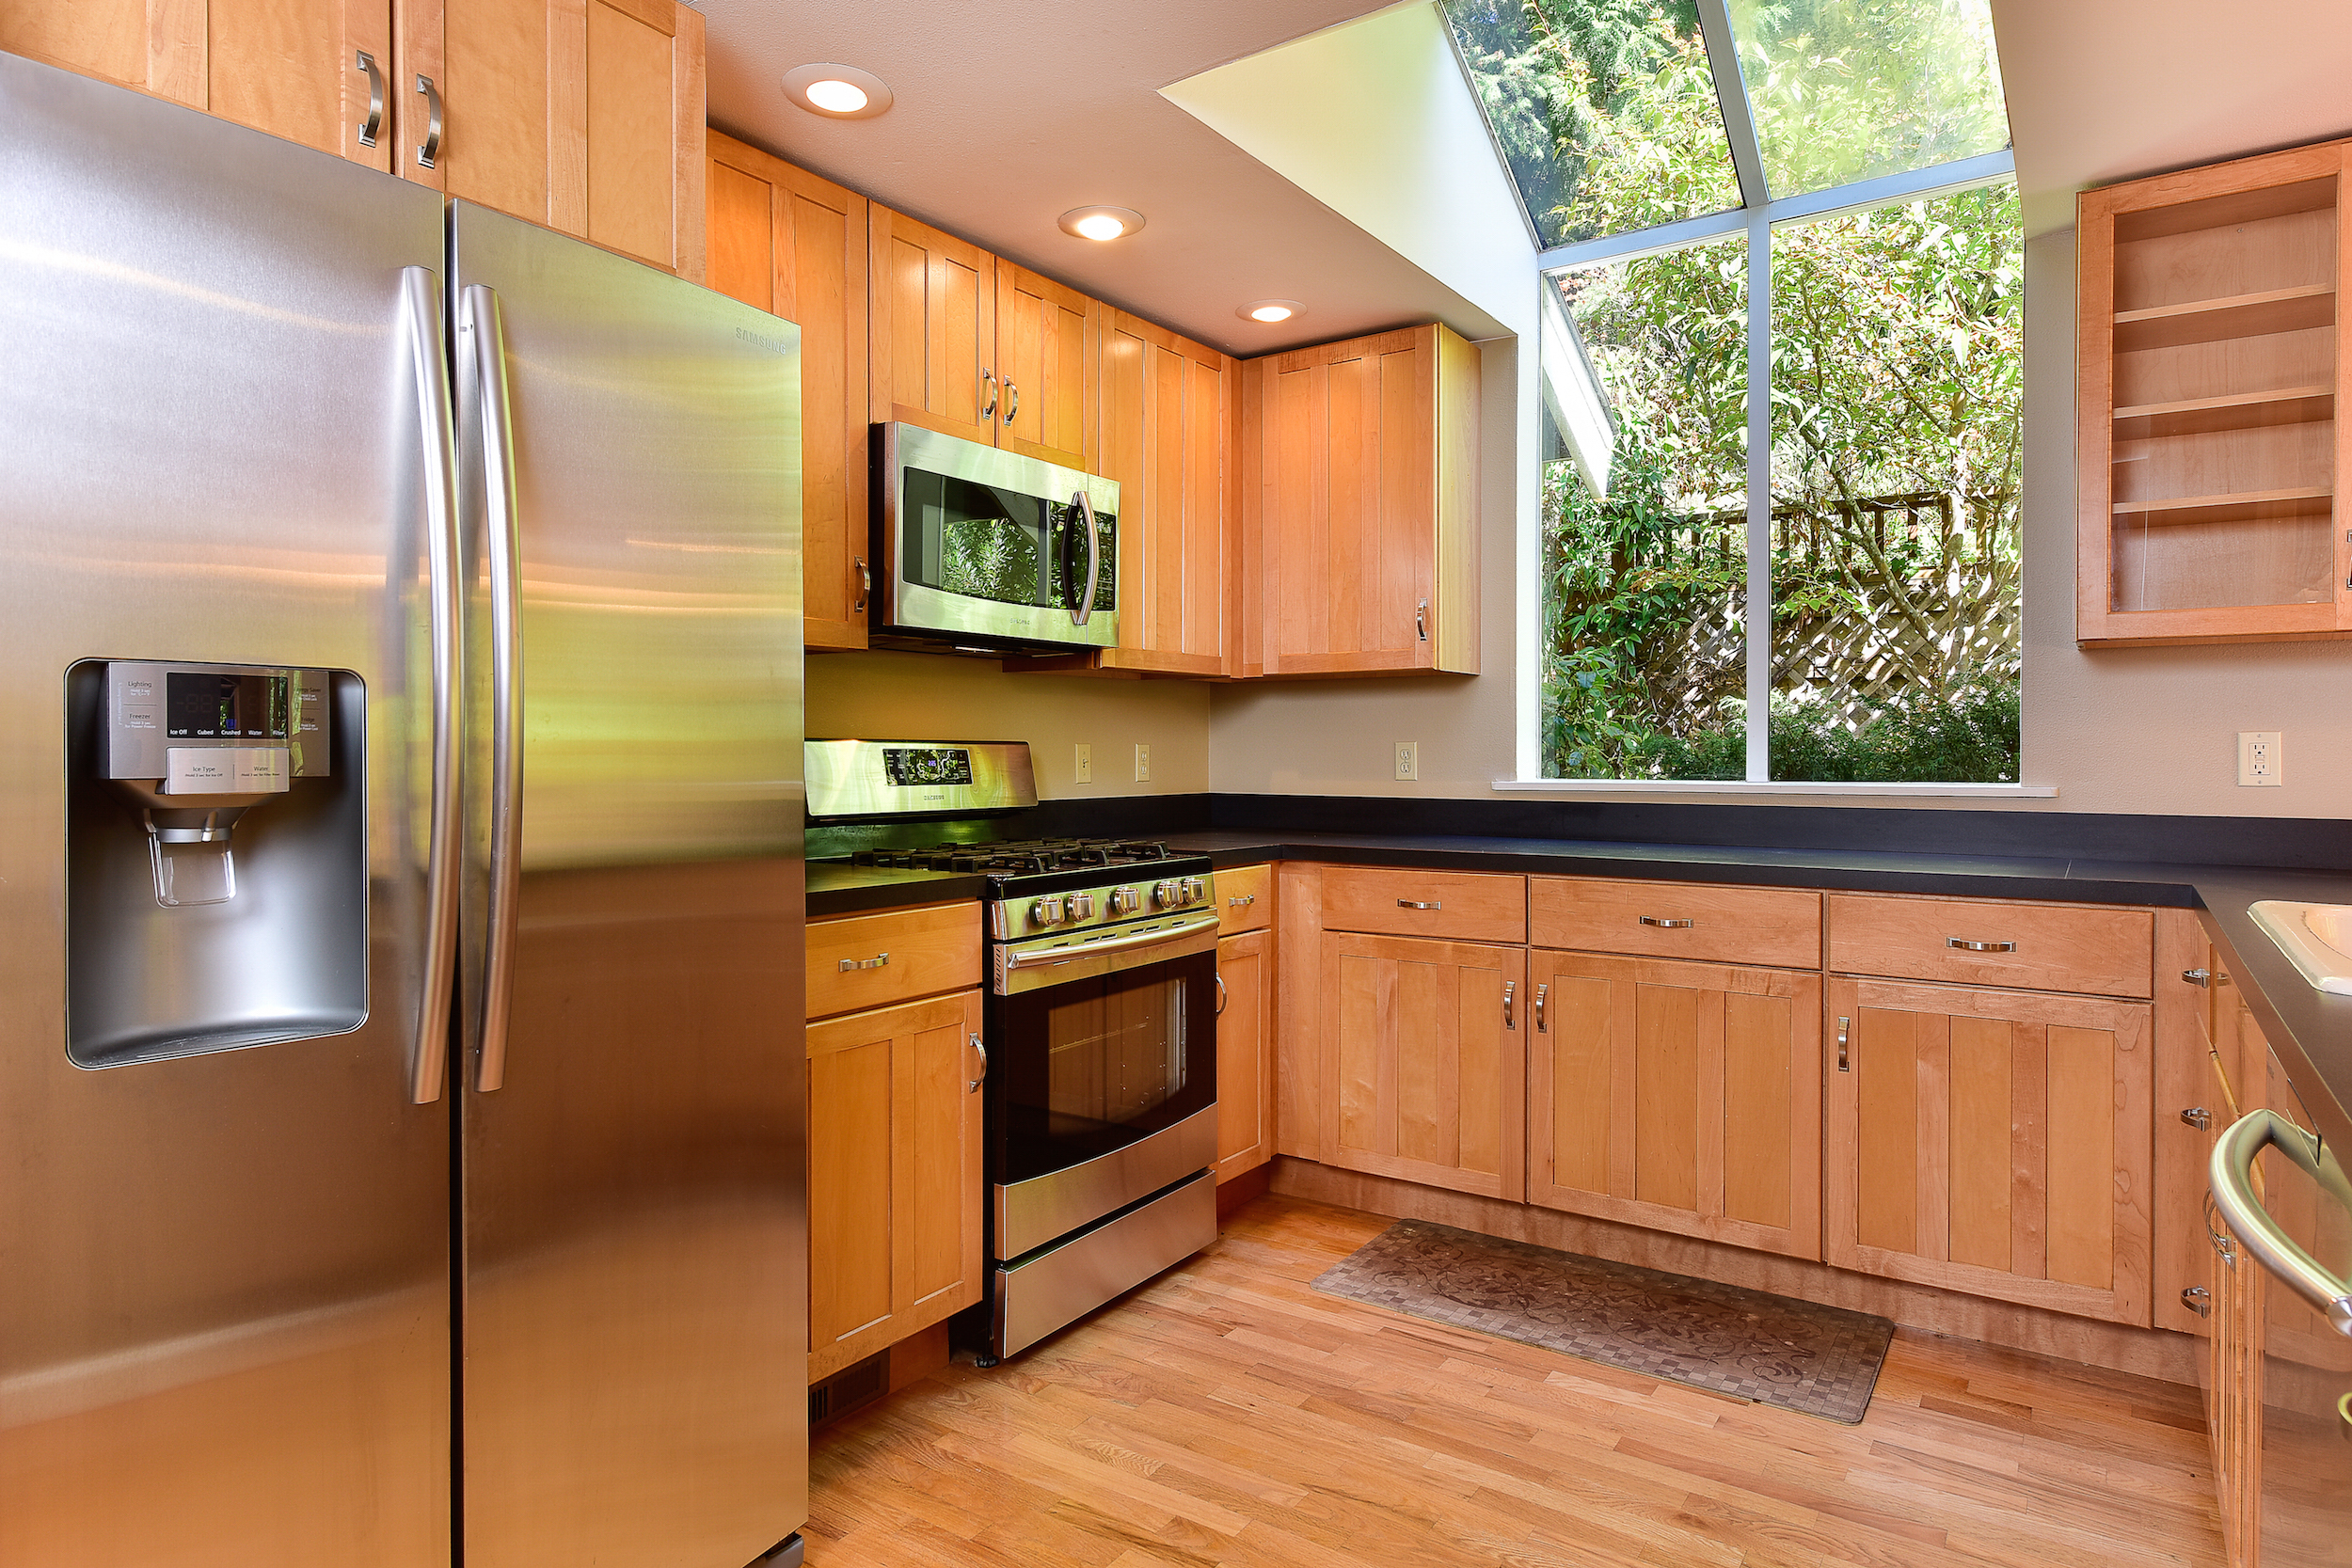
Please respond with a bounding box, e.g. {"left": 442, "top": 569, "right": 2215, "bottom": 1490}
{"left": 1529, "top": 951, "right": 1822, "bottom": 1261}
{"left": 869, "top": 205, "right": 998, "bottom": 446}
{"left": 2077, "top": 138, "right": 2352, "bottom": 645}
{"left": 3, "top": 0, "right": 392, "bottom": 169}
{"left": 1826, "top": 976, "right": 2153, "bottom": 1324}
{"left": 405, "top": 0, "right": 707, "bottom": 276}
{"left": 1096, "top": 312, "right": 1232, "bottom": 676}
{"left": 1320, "top": 930, "right": 1525, "bottom": 1201}
{"left": 995, "top": 263, "right": 1095, "bottom": 471}
{"left": 1239, "top": 322, "right": 1480, "bottom": 676}
{"left": 705, "top": 131, "right": 870, "bottom": 650}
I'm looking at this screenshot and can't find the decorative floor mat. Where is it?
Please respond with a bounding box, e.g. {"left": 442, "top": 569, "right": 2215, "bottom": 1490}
{"left": 1311, "top": 1218, "right": 1895, "bottom": 1424}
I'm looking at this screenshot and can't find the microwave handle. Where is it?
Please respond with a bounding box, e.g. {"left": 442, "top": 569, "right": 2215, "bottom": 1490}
{"left": 1071, "top": 489, "right": 1101, "bottom": 627}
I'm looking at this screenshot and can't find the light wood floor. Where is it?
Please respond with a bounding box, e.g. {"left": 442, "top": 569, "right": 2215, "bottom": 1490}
{"left": 806, "top": 1195, "right": 2223, "bottom": 1567}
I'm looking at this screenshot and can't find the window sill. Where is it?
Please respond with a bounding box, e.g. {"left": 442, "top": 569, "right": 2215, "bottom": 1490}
{"left": 1492, "top": 779, "right": 2058, "bottom": 799}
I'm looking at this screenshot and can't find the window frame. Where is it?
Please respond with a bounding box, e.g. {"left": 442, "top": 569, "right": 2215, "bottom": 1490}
{"left": 1515, "top": 0, "right": 2026, "bottom": 792}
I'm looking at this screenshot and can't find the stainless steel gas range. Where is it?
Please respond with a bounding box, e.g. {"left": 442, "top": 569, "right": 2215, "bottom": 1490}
{"left": 807, "top": 740, "right": 1219, "bottom": 1364}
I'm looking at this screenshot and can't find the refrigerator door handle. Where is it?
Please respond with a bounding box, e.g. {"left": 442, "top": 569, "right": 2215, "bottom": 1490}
{"left": 405, "top": 266, "right": 461, "bottom": 1105}
{"left": 465, "top": 283, "right": 525, "bottom": 1093}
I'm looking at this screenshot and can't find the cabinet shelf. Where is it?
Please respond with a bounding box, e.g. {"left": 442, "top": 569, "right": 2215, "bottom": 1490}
{"left": 2112, "top": 385, "right": 2334, "bottom": 440}
{"left": 2112, "top": 284, "right": 2335, "bottom": 353}
{"left": 2111, "top": 485, "right": 2333, "bottom": 526}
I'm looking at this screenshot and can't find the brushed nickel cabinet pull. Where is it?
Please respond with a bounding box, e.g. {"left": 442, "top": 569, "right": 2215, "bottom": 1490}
{"left": 2182, "top": 968, "right": 2212, "bottom": 986}
{"left": 1502, "top": 980, "right": 1515, "bottom": 1029}
{"left": 1398, "top": 899, "right": 1441, "bottom": 910}
{"left": 356, "top": 51, "right": 384, "bottom": 148}
{"left": 1416, "top": 598, "right": 1428, "bottom": 641}
{"left": 852, "top": 555, "right": 869, "bottom": 613}
{"left": 1534, "top": 983, "right": 1549, "bottom": 1034}
{"left": 837, "top": 952, "right": 890, "bottom": 973}
{"left": 967, "top": 1035, "right": 987, "bottom": 1094}
{"left": 1214, "top": 973, "right": 1228, "bottom": 1016}
{"left": 979, "top": 368, "right": 997, "bottom": 422}
{"left": 1229, "top": 893, "right": 1256, "bottom": 909}
{"left": 414, "top": 73, "right": 443, "bottom": 168}
{"left": 1836, "top": 1016, "right": 1851, "bottom": 1072}
{"left": 2182, "top": 1106, "right": 2213, "bottom": 1132}
{"left": 2181, "top": 1286, "right": 2211, "bottom": 1318}
{"left": 1003, "top": 380, "right": 1019, "bottom": 425}
{"left": 1947, "top": 937, "right": 2015, "bottom": 953}
{"left": 1639, "top": 916, "right": 1692, "bottom": 929}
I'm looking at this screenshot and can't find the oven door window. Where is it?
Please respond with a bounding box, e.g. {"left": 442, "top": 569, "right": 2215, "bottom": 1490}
{"left": 902, "top": 467, "right": 1052, "bottom": 607}
{"left": 996, "top": 951, "right": 1214, "bottom": 1184}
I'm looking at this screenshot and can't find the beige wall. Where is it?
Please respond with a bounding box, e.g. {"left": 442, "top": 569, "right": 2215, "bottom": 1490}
{"left": 1209, "top": 230, "right": 2352, "bottom": 819}
{"left": 807, "top": 650, "right": 1211, "bottom": 800}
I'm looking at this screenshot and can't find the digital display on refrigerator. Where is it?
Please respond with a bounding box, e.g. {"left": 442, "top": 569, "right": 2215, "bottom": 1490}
{"left": 883, "top": 747, "right": 975, "bottom": 786}
{"left": 167, "top": 673, "right": 290, "bottom": 738}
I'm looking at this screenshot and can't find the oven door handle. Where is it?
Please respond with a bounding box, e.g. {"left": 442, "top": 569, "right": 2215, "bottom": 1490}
{"left": 1003, "top": 912, "right": 1218, "bottom": 974}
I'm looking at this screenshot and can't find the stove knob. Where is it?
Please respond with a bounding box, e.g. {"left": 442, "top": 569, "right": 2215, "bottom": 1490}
{"left": 1108, "top": 887, "right": 1141, "bottom": 916}
{"left": 1067, "top": 892, "right": 1095, "bottom": 921}
{"left": 1152, "top": 879, "right": 1180, "bottom": 910}
{"left": 1180, "top": 877, "right": 1204, "bottom": 906}
{"left": 1029, "top": 897, "right": 1063, "bottom": 927}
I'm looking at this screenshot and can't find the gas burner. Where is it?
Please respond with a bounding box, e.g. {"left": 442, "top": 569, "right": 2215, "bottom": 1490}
{"left": 850, "top": 836, "right": 1179, "bottom": 878}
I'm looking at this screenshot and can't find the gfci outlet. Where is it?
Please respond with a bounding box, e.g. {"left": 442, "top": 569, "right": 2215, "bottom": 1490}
{"left": 1393, "top": 740, "right": 1419, "bottom": 781}
{"left": 1134, "top": 743, "right": 1151, "bottom": 783}
{"left": 1073, "top": 743, "right": 1091, "bottom": 784}
{"left": 2239, "top": 731, "right": 2283, "bottom": 786}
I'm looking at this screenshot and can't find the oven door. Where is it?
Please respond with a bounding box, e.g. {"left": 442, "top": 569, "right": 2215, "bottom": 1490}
{"left": 989, "top": 924, "right": 1216, "bottom": 1259}
{"left": 877, "top": 422, "right": 1117, "bottom": 649}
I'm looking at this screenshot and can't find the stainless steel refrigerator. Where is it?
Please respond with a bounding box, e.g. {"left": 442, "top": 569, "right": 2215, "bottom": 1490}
{"left": 0, "top": 52, "right": 807, "bottom": 1568}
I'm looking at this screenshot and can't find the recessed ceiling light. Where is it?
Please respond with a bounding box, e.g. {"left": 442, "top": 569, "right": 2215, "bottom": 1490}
{"left": 1058, "top": 206, "right": 1147, "bottom": 242}
{"left": 782, "top": 63, "right": 892, "bottom": 119}
{"left": 1238, "top": 300, "right": 1304, "bottom": 324}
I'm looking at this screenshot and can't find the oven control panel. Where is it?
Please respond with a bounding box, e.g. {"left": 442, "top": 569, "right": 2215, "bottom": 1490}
{"left": 991, "top": 870, "right": 1216, "bottom": 942}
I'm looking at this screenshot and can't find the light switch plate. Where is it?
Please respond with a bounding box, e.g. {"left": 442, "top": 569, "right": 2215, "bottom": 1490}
{"left": 1134, "top": 743, "right": 1151, "bottom": 783}
{"left": 1073, "top": 743, "right": 1091, "bottom": 784}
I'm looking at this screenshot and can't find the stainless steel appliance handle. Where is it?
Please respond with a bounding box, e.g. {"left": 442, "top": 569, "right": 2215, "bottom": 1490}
{"left": 1001, "top": 911, "right": 1220, "bottom": 974}
{"left": 1640, "top": 915, "right": 1692, "bottom": 928}
{"left": 967, "top": 1035, "right": 987, "bottom": 1094}
{"left": 405, "top": 266, "right": 461, "bottom": 1106}
{"left": 414, "top": 74, "right": 442, "bottom": 168}
{"left": 1947, "top": 937, "right": 2015, "bottom": 953}
{"left": 2211, "top": 1108, "right": 2352, "bottom": 1334}
{"left": 1070, "top": 489, "right": 1100, "bottom": 627}
{"left": 978, "top": 368, "right": 997, "bottom": 423}
{"left": 466, "top": 284, "right": 525, "bottom": 1094}
{"left": 356, "top": 51, "right": 384, "bottom": 148}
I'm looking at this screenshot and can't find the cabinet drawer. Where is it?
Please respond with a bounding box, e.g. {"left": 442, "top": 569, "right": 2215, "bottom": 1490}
{"left": 806, "top": 903, "right": 982, "bottom": 1019}
{"left": 1827, "top": 895, "right": 2153, "bottom": 998}
{"left": 1217, "top": 863, "right": 1273, "bottom": 934}
{"left": 1530, "top": 877, "right": 1820, "bottom": 969}
{"left": 1317, "top": 867, "right": 1524, "bottom": 943}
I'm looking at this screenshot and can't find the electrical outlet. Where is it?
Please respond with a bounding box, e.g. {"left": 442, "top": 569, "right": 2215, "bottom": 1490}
{"left": 1393, "top": 740, "right": 1419, "bottom": 781}
{"left": 2239, "top": 731, "right": 2282, "bottom": 786}
{"left": 1134, "top": 743, "right": 1151, "bottom": 783}
{"left": 1073, "top": 743, "right": 1091, "bottom": 784}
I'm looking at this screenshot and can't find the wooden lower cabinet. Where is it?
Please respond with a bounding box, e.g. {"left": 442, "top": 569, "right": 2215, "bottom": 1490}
{"left": 1215, "top": 928, "right": 1273, "bottom": 1183}
{"left": 1320, "top": 931, "right": 1525, "bottom": 1201}
{"left": 1529, "top": 951, "right": 1821, "bottom": 1260}
{"left": 805, "top": 988, "right": 984, "bottom": 1381}
{"left": 1826, "top": 976, "right": 2153, "bottom": 1324}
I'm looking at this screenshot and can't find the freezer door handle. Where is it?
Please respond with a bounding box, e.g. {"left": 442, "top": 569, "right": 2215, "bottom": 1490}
{"left": 405, "top": 266, "right": 461, "bottom": 1105}
{"left": 466, "top": 283, "right": 526, "bottom": 1093}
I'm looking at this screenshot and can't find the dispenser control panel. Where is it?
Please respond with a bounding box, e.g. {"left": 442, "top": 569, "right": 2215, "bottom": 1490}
{"left": 104, "top": 661, "right": 330, "bottom": 783}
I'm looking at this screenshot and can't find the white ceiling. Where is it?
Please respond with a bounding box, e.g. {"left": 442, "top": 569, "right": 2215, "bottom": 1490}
{"left": 697, "top": 0, "right": 2352, "bottom": 355}
{"left": 694, "top": 0, "right": 1495, "bottom": 357}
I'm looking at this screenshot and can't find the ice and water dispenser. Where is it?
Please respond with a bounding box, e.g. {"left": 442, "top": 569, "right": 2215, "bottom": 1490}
{"left": 66, "top": 659, "right": 368, "bottom": 1067}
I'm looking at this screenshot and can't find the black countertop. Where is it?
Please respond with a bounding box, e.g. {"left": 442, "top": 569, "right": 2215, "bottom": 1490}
{"left": 809, "top": 821, "right": 2352, "bottom": 1152}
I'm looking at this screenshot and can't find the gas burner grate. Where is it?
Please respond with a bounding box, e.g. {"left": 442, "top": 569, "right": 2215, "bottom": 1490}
{"left": 849, "top": 836, "right": 1178, "bottom": 877}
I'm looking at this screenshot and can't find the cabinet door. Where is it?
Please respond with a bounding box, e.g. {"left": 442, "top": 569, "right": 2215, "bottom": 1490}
{"left": 1320, "top": 931, "right": 1525, "bottom": 1200}
{"left": 1215, "top": 928, "right": 1273, "bottom": 1183}
{"left": 868, "top": 205, "right": 997, "bottom": 445}
{"left": 1098, "top": 312, "right": 1231, "bottom": 676}
{"left": 805, "top": 989, "right": 984, "bottom": 1380}
{"left": 1826, "top": 977, "right": 2153, "bottom": 1323}
{"left": 1529, "top": 951, "right": 1821, "bottom": 1259}
{"left": 1, "top": 0, "right": 391, "bottom": 168}
{"left": 415, "top": 0, "right": 706, "bottom": 275}
{"left": 706, "top": 131, "right": 870, "bottom": 651}
{"left": 994, "top": 262, "right": 1094, "bottom": 470}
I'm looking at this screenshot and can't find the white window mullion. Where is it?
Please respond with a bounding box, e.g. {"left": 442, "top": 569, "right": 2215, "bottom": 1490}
{"left": 1743, "top": 213, "right": 1772, "bottom": 784}
{"left": 1693, "top": 0, "right": 1770, "bottom": 207}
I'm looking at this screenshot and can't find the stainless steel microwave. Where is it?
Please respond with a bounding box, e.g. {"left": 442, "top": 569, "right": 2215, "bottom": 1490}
{"left": 871, "top": 422, "right": 1119, "bottom": 651}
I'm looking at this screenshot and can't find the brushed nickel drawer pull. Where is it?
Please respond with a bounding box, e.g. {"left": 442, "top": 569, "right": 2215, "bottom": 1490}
{"left": 1229, "top": 893, "right": 1256, "bottom": 909}
{"left": 1398, "top": 899, "right": 1441, "bottom": 910}
{"left": 1947, "top": 937, "right": 2015, "bottom": 953}
{"left": 1639, "top": 916, "right": 1692, "bottom": 928}
{"left": 1836, "top": 1015, "right": 1851, "bottom": 1072}
{"left": 837, "top": 952, "right": 890, "bottom": 973}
